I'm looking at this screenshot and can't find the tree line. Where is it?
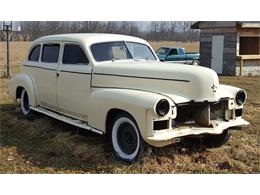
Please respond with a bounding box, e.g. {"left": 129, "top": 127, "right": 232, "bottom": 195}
{"left": 0, "top": 21, "right": 199, "bottom": 42}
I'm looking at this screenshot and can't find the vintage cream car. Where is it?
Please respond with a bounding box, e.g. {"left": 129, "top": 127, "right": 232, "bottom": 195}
{"left": 8, "top": 33, "right": 249, "bottom": 162}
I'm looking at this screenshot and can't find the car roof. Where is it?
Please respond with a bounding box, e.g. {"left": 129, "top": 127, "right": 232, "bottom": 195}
{"left": 158, "top": 46, "right": 184, "bottom": 49}
{"left": 33, "top": 33, "right": 149, "bottom": 47}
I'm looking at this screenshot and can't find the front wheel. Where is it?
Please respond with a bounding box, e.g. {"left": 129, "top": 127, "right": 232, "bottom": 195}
{"left": 20, "top": 89, "right": 34, "bottom": 119}
{"left": 111, "top": 113, "right": 144, "bottom": 162}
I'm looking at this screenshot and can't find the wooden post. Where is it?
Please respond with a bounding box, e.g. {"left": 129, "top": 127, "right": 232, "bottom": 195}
{"left": 6, "top": 28, "right": 10, "bottom": 77}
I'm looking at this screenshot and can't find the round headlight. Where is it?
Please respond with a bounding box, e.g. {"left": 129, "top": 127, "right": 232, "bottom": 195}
{"left": 235, "top": 90, "right": 246, "bottom": 105}
{"left": 156, "top": 99, "right": 170, "bottom": 116}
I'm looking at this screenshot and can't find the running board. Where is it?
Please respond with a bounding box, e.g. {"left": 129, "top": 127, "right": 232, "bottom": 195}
{"left": 30, "top": 106, "right": 104, "bottom": 135}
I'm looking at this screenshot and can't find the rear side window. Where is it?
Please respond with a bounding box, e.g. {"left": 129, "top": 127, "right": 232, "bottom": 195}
{"left": 28, "top": 45, "right": 41, "bottom": 61}
{"left": 63, "top": 44, "right": 89, "bottom": 65}
{"left": 41, "top": 44, "right": 60, "bottom": 63}
{"left": 178, "top": 48, "right": 185, "bottom": 55}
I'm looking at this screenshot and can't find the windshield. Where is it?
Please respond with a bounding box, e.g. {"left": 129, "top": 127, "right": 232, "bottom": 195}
{"left": 91, "top": 41, "right": 156, "bottom": 62}
{"left": 156, "top": 47, "right": 170, "bottom": 55}
{"left": 125, "top": 42, "right": 156, "bottom": 61}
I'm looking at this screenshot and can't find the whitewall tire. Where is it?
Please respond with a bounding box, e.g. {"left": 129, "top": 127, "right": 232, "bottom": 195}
{"left": 20, "top": 89, "right": 34, "bottom": 119}
{"left": 111, "top": 113, "right": 143, "bottom": 162}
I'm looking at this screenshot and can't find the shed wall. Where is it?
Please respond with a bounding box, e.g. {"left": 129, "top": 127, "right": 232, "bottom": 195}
{"left": 199, "top": 28, "right": 237, "bottom": 75}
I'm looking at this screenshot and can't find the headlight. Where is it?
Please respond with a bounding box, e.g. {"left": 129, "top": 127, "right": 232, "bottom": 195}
{"left": 156, "top": 99, "right": 170, "bottom": 116}
{"left": 235, "top": 90, "right": 246, "bottom": 105}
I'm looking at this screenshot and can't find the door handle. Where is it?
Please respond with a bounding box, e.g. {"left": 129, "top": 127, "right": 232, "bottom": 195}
{"left": 56, "top": 72, "right": 60, "bottom": 77}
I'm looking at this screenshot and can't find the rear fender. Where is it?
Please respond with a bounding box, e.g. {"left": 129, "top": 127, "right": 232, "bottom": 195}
{"left": 8, "top": 73, "right": 37, "bottom": 106}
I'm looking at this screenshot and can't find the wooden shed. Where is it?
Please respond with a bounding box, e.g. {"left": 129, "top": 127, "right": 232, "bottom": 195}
{"left": 191, "top": 21, "right": 260, "bottom": 76}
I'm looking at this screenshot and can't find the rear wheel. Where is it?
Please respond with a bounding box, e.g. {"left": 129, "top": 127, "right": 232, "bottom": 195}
{"left": 192, "top": 59, "right": 199, "bottom": 65}
{"left": 201, "top": 130, "right": 230, "bottom": 148}
{"left": 111, "top": 113, "right": 144, "bottom": 162}
{"left": 20, "top": 89, "right": 34, "bottom": 119}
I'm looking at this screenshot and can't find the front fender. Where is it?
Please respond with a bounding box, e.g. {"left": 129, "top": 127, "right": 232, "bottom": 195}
{"left": 218, "top": 84, "right": 247, "bottom": 107}
{"left": 8, "top": 73, "right": 37, "bottom": 106}
{"left": 88, "top": 88, "right": 173, "bottom": 137}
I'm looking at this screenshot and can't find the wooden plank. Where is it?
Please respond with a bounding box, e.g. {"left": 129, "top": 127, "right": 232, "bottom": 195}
{"left": 222, "top": 64, "right": 236, "bottom": 75}
{"left": 200, "top": 37, "right": 212, "bottom": 42}
{"left": 200, "top": 42, "right": 212, "bottom": 47}
{"left": 202, "top": 28, "right": 236, "bottom": 34}
{"left": 241, "top": 23, "right": 260, "bottom": 28}
{"left": 237, "top": 28, "right": 260, "bottom": 37}
{"left": 237, "top": 55, "right": 260, "bottom": 60}
{"left": 223, "top": 48, "right": 236, "bottom": 54}
{"left": 198, "top": 22, "right": 236, "bottom": 29}
{"left": 223, "top": 35, "right": 237, "bottom": 41}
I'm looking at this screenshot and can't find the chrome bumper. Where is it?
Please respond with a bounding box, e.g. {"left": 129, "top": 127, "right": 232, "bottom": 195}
{"left": 146, "top": 118, "right": 249, "bottom": 147}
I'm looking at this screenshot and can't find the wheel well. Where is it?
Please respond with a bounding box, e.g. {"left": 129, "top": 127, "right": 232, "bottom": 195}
{"left": 16, "top": 86, "right": 24, "bottom": 99}
{"left": 106, "top": 109, "right": 135, "bottom": 136}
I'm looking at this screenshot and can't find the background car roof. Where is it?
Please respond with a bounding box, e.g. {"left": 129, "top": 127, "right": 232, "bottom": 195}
{"left": 158, "top": 46, "right": 184, "bottom": 49}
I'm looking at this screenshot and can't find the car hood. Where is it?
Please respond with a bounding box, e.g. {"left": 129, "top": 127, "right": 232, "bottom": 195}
{"left": 92, "top": 60, "right": 225, "bottom": 104}
{"left": 156, "top": 53, "right": 166, "bottom": 59}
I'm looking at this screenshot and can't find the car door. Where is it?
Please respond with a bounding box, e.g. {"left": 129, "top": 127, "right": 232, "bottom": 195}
{"left": 36, "top": 43, "right": 60, "bottom": 109}
{"left": 177, "top": 48, "right": 188, "bottom": 63}
{"left": 56, "top": 43, "right": 92, "bottom": 121}
{"left": 165, "top": 48, "right": 179, "bottom": 62}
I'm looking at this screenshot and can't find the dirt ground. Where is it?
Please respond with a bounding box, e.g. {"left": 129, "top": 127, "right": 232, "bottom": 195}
{"left": 0, "top": 42, "right": 259, "bottom": 173}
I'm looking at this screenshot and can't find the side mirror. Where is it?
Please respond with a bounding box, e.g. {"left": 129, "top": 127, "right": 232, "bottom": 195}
{"left": 160, "top": 59, "right": 165, "bottom": 62}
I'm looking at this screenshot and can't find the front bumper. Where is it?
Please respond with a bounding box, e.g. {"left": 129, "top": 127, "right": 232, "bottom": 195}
{"left": 146, "top": 117, "right": 249, "bottom": 147}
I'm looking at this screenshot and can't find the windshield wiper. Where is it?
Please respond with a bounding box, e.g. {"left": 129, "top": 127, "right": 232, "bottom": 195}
{"left": 133, "top": 57, "right": 155, "bottom": 61}
{"left": 133, "top": 58, "right": 142, "bottom": 61}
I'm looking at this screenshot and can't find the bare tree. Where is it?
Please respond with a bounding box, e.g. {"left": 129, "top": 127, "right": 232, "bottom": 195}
{"left": 1, "top": 21, "right": 199, "bottom": 42}
{"left": 21, "top": 21, "right": 42, "bottom": 41}
{"left": 68, "top": 22, "right": 81, "bottom": 33}
{"left": 0, "top": 31, "right": 4, "bottom": 41}
{"left": 80, "top": 21, "right": 101, "bottom": 33}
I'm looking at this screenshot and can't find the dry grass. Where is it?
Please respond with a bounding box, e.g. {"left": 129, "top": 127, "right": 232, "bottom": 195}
{"left": 0, "top": 42, "right": 259, "bottom": 173}
{"left": 0, "top": 42, "right": 30, "bottom": 76}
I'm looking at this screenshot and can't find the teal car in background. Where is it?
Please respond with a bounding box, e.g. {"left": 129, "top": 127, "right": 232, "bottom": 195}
{"left": 156, "top": 47, "right": 200, "bottom": 65}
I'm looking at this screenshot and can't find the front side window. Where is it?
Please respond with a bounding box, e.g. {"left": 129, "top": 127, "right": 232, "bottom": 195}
{"left": 91, "top": 41, "right": 156, "bottom": 62}
{"left": 168, "top": 48, "right": 178, "bottom": 56}
{"left": 63, "top": 44, "right": 89, "bottom": 65}
{"left": 156, "top": 47, "right": 170, "bottom": 55}
{"left": 28, "top": 45, "right": 41, "bottom": 61}
{"left": 41, "top": 44, "right": 60, "bottom": 63}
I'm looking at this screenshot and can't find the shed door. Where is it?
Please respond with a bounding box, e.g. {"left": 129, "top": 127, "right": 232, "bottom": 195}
{"left": 211, "top": 36, "right": 224, "bottom": 74}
